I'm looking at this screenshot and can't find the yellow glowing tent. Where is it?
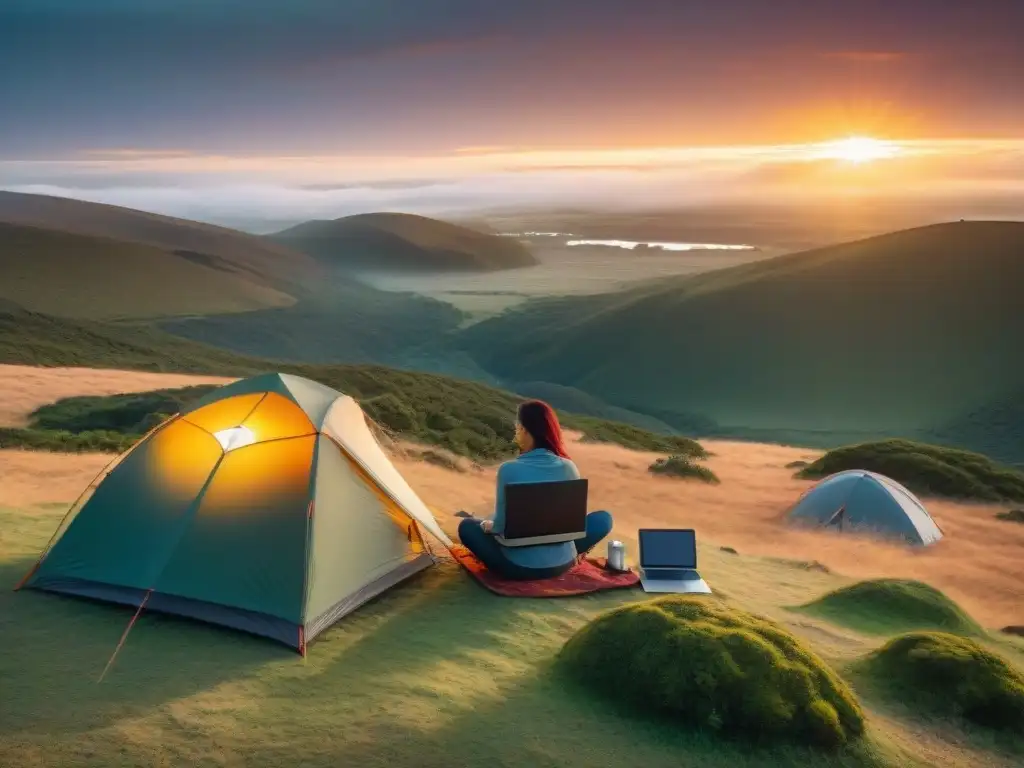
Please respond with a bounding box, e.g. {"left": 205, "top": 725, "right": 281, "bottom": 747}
{"left": 18, "top": 373, "right": 452, "bottom": 653}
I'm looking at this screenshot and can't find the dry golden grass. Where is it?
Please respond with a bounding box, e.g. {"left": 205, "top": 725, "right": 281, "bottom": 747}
{"left": 0, "top": 364, "right": 233, "bottom": 427}
{"left": 0, "top": 365, "right": 1020, "bottom": 629}
{"left": 398, "top": 434, "right": 1024, "bottom": 630}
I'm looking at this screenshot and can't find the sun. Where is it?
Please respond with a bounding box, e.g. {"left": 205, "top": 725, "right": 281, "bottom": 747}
{"left": 817, "top": 136, "right": 900, "bottom": 164}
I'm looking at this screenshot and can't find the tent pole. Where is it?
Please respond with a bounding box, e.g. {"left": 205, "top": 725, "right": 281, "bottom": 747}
{"left": 98, "top": 588, "right": 153, "bottom": 683}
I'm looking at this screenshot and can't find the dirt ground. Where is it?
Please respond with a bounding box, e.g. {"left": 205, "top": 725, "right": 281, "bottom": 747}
{"left": 1, "top": 364, "right": 1021, "bottom": 629}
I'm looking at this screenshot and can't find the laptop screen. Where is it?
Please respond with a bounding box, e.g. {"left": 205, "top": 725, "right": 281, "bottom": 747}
{"left": 640, "top": 529, "right": 697, "bottom": 568}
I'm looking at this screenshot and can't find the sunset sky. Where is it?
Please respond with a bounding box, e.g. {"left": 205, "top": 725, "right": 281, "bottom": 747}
{"left": 1, "top": 0, "right": 1022, "bottom": 223}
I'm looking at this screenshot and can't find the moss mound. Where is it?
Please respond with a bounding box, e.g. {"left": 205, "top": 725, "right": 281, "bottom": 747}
{"left": 649, "top": 455, "right": 720, "bottom": 484}
{"left": 798, "top": 579, "right": 982, "bottom": 636}
{"left": 797, "top": 439, "right": 1024, "bottom": 502}
{"left": 557, "top": 596, "right": 865, "bottom": 749}
{"left": 861, "top": 631, "right": 1024, "bottom": 732}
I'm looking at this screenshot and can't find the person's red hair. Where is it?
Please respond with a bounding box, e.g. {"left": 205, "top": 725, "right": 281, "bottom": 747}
{"left": 517, "top": 400, "right": 570, "bottom": 459}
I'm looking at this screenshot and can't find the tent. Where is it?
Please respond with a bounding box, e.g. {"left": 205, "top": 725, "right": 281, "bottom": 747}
{"left": 16, "top": 373, "right": 453, "bottom": 654}
{"left": 786, "top": 469, "right": 943, "bottom": 546}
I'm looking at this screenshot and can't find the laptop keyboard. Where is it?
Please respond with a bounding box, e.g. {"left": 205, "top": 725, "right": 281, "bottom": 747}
{"left": 646, "top": 568, "right": 698, "bottom": 580}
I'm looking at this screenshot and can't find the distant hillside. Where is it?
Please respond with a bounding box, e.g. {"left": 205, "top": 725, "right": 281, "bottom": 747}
{"left": 0, "top": 221, "right": 297, "bottom": 319}
{"left": 0, "top": 191, "right": 321, "bottom": 294}
{"left": 0, "top": 303, "right": 262, "bottom": 374}
{"left": 271, "top": 212, "right": 538, "bottom": 272}
{"left": 160, "top": 288, "right": 463, "bottom": 367}
{"left": 459, "top": 222, "right": 1024, "bottom": 464}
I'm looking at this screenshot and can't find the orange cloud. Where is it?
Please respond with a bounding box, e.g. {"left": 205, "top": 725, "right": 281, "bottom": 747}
{"left": 823, "top": 51, "right": 909, "bottom": 64}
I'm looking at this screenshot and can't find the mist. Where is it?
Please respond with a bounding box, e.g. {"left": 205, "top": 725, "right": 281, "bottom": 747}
{"left": 2, "top": 139, "right": 1022, "bottom": 233}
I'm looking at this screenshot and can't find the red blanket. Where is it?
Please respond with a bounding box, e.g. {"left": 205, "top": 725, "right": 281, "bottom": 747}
{"left": 449, "top": 545, "right": 640, "bottom": 597}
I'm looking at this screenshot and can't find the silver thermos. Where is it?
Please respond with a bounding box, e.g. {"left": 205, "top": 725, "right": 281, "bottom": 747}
{"left": 607, "top": 540, "right": 627, "bottom": 571}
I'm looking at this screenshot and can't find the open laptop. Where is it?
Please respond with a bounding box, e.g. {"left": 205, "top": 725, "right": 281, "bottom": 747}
{"left": 494, "top": 479, "right": 588, "bottom": 547}
{"left": 638, "top": 528, "right": 712, "bottom": 594}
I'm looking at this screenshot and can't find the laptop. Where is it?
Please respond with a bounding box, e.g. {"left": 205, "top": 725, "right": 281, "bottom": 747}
{"left": 638, "top": 528, "right": 712, "bottom": 594}
{"left": 494, "top": 479, "right": 588, "bottom": 547}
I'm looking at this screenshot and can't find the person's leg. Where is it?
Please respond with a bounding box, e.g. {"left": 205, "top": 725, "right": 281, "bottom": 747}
{"left": 458, "top": 518, "right": 517, "bottom": 576}
{"left": 574, "top": 510, "right": 614, "bottom": 557}
{"left": 457, "top": 520, "right": 574, "bottom": 580}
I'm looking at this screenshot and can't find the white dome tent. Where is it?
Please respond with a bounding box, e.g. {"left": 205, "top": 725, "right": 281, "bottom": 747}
{"left": 786, "top": 469, "right": 943, "bottom": 546}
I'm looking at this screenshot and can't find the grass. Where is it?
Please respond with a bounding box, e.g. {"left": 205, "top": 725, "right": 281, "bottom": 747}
{"left": 797, "top": 439, "right": 1024, "bottom": 502}
{"left": 856, "top": 632, "right": 1024, "bottom": 740}
{"left": 557, "top": 596, "right": 865, "bottom": 749}
{"left": 459, "top": 222, "right": 1024, "bottom": 467}
{"left": 794, "top": 579, "right": 983, "bottom": 637}
{"left": 649, "top": 454, "right": 721, "bottom": 483}
{"left": 271, "top": 211, "right": 538, "bottom": 272}
{"left": 0, "top": 505, "right": 919, "bottom": 768}
{"left": 996, "top": 509, "right": 1024, "bottom": 524}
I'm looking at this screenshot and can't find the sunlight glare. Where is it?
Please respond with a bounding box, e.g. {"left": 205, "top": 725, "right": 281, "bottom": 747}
{"left": 817, "top": 136, "right": 900, "bottom": 164}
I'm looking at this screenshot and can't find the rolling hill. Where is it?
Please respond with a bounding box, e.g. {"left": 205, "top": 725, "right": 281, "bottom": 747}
{"left": 458, "top": 221, "right": 1024, "bottom": 464}
{"left": 271, "top": 212, "right": 539, "bottom": 272}
{"left": 0, "top": 221, "right": 297, "bottom": 319}
{"left": 0, "top": 191, "right": 322, "bottom": 294}
{"left": 0, "top": 193, "right": 471, "bottom": 360}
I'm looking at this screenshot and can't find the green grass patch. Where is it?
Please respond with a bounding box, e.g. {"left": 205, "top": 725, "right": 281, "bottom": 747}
{"left": 557, "top": 595, "right": 865, "bottom": 750}
{"left": 0, "top": 501, "right": 903, "bottom": 768}
{"left": 857, "top": 632, "right": 1024, "bottom": 736}
{"left": 795, "top": 579, "right": 983, "bottom": 637}
{"left": 797, "top": 439, "right": 1024, "bottom": 502}
{"left": 0, "top": 427, "right": 135, "bottom": 453}
{"left": 996, "top": 509, "right": 1024, "bottom": 524}
{"left": 649, "top": 455, "right": 720, "bottom": 483}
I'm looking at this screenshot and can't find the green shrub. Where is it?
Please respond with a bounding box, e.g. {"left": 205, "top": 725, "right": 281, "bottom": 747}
{"left": 29, "top": 386, "right": 216, "bottom": 433}
{"left": 860, "top": 631, "right": 1024, "bottom": 732}
{"left": 996, "top": 509, "right": 1024, "bottom": 524}
{"left": 362, "top": 392, "right": 420, "bottom": 432}
{"left": 649, "top": 455, "right": 720, "bottom": 484}
{"left": 0, "top": 427, "right": 135, "bottom": 454}
{"left": 797, "top": 579, "right": 982, "bottom": 636}
{"left": 557, "top": 596, "right": 865, "bottom": 749}
{"left": 576, "top": 417, "right": 707, "bottom": 458}
{"left": 797, "top": 439, "right": 1024, "bottom": 502}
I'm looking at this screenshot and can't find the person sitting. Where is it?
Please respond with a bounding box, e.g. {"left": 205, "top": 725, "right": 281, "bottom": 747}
{"left": 457, "top": 400, "right": 613, "bottom": 581}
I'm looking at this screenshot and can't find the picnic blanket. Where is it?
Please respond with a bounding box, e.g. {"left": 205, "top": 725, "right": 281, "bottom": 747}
{"left": 449, "top": 545, "right": 640, "bottom": 597}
